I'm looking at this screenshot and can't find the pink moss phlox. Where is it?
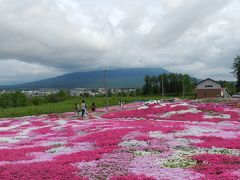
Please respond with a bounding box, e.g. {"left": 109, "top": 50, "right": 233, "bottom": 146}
{"left": 0, "top": 121, "right": 14, "bottom": 127}
{"left": 134, "top": 135, "right": 153, "bottom": 142}
{"left": 167, "top": 112, "right": 204, "bottom": 122}
{"left": 54, "top": 147, "right": 115, "bottom": 164}
{"left": 0, "top": 162, "right": 83, "bottom": 180}
{"left": 0, "top": 146, "right": 48, "bottom": 161}
{"left": 1, "top": 101, "right": 240, "bottom": 179}
{"left": 101, "top": 104, "right": 189, "bottom": 120}
{"left": 108, "top": 120, "right": 185, "bottom": 134}
{"left": 29, "top": 121, "right": 47, "bottom": 127}
{"left": 186, "top": 136, "right": 240, "bottom": 149}
{"left": 77, "top": 128, "right": 132, "bottom": 147}
{"left": 32, "top": 127, "right": 54, "bottom": 135}
{"left": 47, "top": 114, "right": 59, "bottom": 118}
{"left": 55, "top": 125, "right": 75, "bottom": 137}
{"left": 79, "top": 152, "right": 133, "bottom": 179}
{"left": 111, "top": 174, "right": 155, "bottom": 180}
{"left": 0, "top": 131, "right": 19, "bottom": 135}
{"left": 192, "top": 154, "right": 240, "bottom": 180}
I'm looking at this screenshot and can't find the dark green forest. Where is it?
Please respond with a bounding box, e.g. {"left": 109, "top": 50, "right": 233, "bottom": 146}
{"left": 0, "top": 90, "right": 69, "bottom": 108}
{"left": 142, "top": 73, "right": 197, "bottom": 96}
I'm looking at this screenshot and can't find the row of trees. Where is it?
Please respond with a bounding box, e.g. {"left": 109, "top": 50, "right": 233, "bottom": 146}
{"left": 0, "top": 91, "right": 28, "bottom": 108}
{"left": 0, "top": 90, "right": 69, "bottom": 108}
{"left": 232, "top": 55, "right": 240, "bottom": 89}
{"left": 142, "top": 73, "right": 197, "bottom": 96}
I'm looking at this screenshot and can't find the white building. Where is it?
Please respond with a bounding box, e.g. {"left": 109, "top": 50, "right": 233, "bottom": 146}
{"left": 196, "top": 78, "right": 230, "bottom": 99}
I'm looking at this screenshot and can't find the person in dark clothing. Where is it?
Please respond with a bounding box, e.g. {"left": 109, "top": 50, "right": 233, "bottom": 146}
{"left": 91, "top": 102, "right": 96, "bottom": 112}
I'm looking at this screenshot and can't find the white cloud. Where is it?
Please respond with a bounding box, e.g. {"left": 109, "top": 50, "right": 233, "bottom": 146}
{"left": 0, "top": 59, "right": 65, "bottom": 85}
{"left": 0, "top": 0, "right": 239, "bottom": 85}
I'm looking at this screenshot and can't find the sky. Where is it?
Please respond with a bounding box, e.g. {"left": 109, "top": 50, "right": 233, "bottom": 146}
{"left": 0, "top": 0, "right": 239, "bottom": 85}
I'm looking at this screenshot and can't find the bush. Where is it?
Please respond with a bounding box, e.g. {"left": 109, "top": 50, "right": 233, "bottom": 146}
{"left": 0, "top": 91, "right": 28, "bottom": 108}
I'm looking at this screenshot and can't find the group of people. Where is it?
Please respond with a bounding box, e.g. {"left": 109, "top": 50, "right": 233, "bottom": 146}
{"left": 75, "top": 100, "right": 96, "bottom": 118}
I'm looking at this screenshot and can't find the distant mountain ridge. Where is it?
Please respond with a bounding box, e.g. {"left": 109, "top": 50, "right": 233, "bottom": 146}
{"left": 1, "top": 68, "right": 170, "bottom": 90}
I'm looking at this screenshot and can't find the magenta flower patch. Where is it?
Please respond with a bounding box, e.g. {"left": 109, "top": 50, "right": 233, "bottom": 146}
{"left": 0, "top": 101, "right": 240, "bottom": 179}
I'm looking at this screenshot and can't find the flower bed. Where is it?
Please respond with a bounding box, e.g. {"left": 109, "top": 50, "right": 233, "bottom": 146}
{"left": 0, "top": 101, "right": 240, "bottom": 179}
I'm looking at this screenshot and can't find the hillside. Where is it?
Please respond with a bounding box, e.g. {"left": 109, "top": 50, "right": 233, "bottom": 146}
{"left": 3, "top": 68, "right": 169, "bottom": 89}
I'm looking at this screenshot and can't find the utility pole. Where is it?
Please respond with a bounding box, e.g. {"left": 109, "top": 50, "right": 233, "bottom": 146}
{"left": 161, "top": 76, "right": 164, "bottom": 100}
{"left": 234, "top": 83, "right": 236, "bottom": 94}
{"left": 104, "top": 69, "right": 108, "bottom": 110}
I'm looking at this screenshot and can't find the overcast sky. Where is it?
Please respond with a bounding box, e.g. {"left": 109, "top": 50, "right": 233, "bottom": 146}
{"left": 0, "top": 0, "right": 239, "bottom": 85}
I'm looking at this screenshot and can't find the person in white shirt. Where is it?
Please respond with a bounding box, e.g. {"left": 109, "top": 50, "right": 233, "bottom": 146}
{"left": 81, "top": 100, "right": 87, "bottom": 118}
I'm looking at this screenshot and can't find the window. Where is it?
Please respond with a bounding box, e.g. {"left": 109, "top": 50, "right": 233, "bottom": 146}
{"left": 205, "top": 85, "right": 213, "bottom": 88}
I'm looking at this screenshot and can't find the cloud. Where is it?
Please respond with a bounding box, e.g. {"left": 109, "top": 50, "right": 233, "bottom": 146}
{"left": 0, "top": 0, "right": 239, "bottom": 85}
{"left": 0, "top": 59, "right": 65, "bottom": 85}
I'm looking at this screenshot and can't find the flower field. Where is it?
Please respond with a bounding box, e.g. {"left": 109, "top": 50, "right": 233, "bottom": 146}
{"left": 0, "top": 100, "right": 240, "bottom": 179}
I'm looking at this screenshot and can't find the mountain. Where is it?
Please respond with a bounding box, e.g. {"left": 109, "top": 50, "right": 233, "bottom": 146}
{"left": 2, "top": 68, "right": 170, "bottom": 89}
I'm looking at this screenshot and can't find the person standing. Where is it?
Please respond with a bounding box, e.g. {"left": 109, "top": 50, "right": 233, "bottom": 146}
{"left": 75, "top": 103, "right": 80, "bottom": 117}
{"left": 119, "top": 100, "right": 123, "bottom": 110}
{"left": 91, "top": 102, "right": 96, "bottom": 112}
{"left": 81, "top": 100, "right": 87, "bottom": 118}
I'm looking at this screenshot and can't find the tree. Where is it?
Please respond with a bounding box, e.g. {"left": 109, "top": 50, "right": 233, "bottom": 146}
{"left": 107, "top": 89, "right": 112, "bottom": 97}
{"left": 182, "top": 74, "right": 194, "bottom": 93}
{"left": 232, "top": 55, "right": 240, "bottom": 87}
{"left": 135, "top": 88, "right": 143, "bottom": 96}
{"left": 0, "top": 93, "right": 12, "bottom": 108}
{"left": 31, "top": 97, "right": 46, "bottom": 105}
{"left": 11, "top": 91, "right": 28, "bottom": 107}
{"left": 143, "top": 75, "right": 151, "bottom": 95}
{"left": 45, "top": 90, "right": 69, "bottom": 103}
{"left": 57, "top": 90, "right": 69, "bottom": 101}
{"left": 143, "top": 73, "right": 196, "bottom": 96}
{"left": 151, "top": 76, "right": 159, "bottom": 94}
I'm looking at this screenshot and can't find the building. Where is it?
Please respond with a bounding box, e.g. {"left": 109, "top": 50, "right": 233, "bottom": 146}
{"left": 196, "top": 78, "right": 230, "bottom": 99}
